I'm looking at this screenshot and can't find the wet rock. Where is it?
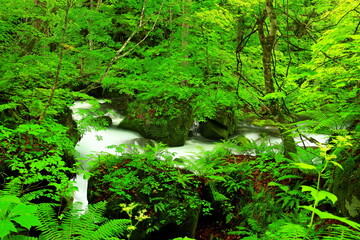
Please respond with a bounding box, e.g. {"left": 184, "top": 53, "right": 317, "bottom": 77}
{"left": 119, "top": 101, "right": 193, "bottom": 147}
{"left": 199, "top": 109, "right": 236, "bottom": 140}
{"left": 331, "top": 157, "right": 360, "bottom": 222}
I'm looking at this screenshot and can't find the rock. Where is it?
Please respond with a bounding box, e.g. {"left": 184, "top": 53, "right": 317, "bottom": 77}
{"left": 58, "top": 107, "right": 81, "bottom": 144}
{"left": 119, "top": 101, "right": 193, "bottom": 147}
{"left": 199, "top": 109, "right": 236, "bottom": 140}
{"left": 331, "top": 158, "right": 360, "bottom": 222}
{"left": 199, "top": 120, "right": 229, "bottom": 140}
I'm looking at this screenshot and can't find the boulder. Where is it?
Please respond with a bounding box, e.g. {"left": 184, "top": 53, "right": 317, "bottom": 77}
{"left": 199, "top": 109, "right": 236, "bottom": 140}
{"left": 119, "top": 102, "right": 193, "bottom": 147}
{"left": 331, "top": 157, "right": 360, "bottom": 222}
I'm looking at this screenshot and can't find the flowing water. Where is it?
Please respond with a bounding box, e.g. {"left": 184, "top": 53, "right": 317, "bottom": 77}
{"left": 70, "top": 101, "right": 328, "bottom": 212}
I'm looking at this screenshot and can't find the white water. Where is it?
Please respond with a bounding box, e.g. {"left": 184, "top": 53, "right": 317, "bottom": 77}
{"left": 70, "top": 101, "right": 329, "bottom": 212}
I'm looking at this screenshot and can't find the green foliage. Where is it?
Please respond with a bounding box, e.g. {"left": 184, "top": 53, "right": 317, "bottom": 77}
{"left": 1, "top": 0, "right": 360, "bottom": 239}
{"left": 36, "top": 201, "right": 130, "bottom": 240}
{"left": 321, "top": 225, "right": 360, "bottom": 240}
{"left": 0, "top": 119, "right": 76, "bottom": 201}
{"left": 90, "top": 144, "right": 204, "bottom": 233}
{"left": 0, "top": 195, "right": 41, "bottom": 238}
{"left": 263, "top": 220, "right": 315, "bottom": 239}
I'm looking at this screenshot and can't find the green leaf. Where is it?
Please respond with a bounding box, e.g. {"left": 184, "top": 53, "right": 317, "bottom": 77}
{"left": 329, "top": 161, "right": 344, "bottom": 170}
{"left": 0, "top": 220, "right": 17, "bottom": 238}
{"left": 317, "top": 190, "right": 338, "bottom": 204}
{"left": 301, "top": 206, "right": 360, "bottom": 230}
{"left": 301, "top": 185, "right": 318, "bottom": 200}
{"left": 12, "top": 215, "right": 41, "bottom": 229}
{"left": 262, "top": 91, "right": 286, "bottom": 100}
{"left": 9, "top": 204, "right": 37, "bottom": 217}
{"left": 294, "top": 163, "right": 317, "bottom": 171}
{"left": 268, "top": 182, "right": 290, "bottom": 192}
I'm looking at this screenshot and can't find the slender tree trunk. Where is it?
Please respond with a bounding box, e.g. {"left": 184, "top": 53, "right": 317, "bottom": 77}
{"left": 180, "top": 0, "right": 190, "bottom": 68}
{"left": 257, "top": 0, "right": 296, "bottom": 158}
{"left": 37, "top": 0, "right": 72, "bottom": 124}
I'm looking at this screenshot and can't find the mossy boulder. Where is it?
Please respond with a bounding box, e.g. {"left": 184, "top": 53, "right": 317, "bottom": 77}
{"left": 199, "top": 109, "right": 236, "bottom": 140}
{"left": 331, "top": 157, "right": 360, "bottom": 222}
{"left": 119, "top": 101, "right": 193, "bottom": 147}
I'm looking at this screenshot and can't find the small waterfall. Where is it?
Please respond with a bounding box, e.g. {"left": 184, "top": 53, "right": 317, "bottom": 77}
{"left": 72, "top": 173, "right": 88, "bottom": 213}
{"left": 189, "top": 120, "right": 200, "bottom": 137}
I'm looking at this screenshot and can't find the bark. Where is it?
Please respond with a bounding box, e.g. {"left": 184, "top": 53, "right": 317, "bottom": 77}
{"left": 37, "top": 0, "right": 72, "bottom": 124}
{"left": 180, "top": 0, "right": 191, "bottom": 69}
{"left": 257, "top": 0, "right": 296, "bottom": 158}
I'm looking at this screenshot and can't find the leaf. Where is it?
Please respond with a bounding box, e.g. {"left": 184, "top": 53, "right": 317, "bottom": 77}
{"left": 12, "top": 215, "right": 41, "bottom": 229}
{"left": 301, "top": 185, "right": 318, "bottom": 200}
{"left": 301, "top": 206, "right": 360, "bottom": 230}
{"left": 276, "top": 174, "right": 303, "bottom": 181}
{"left": 329, "top": 161, "right": 344, "bottom": 170}
{"left": 9, "top": 204, "right": 37, "bottom": 217}
{"left": 262, "top": 91, "right": 286, "bottom": 100}
{"left": 207, "top": 175, "right": 226, "bottom": 182}
{"left": 268, "top": 182, "right": 289, "bottom": 192}
{"left": 294, "top": 163, "right": 317, "bottom": 171}
{"left": 0, "top": 220, "right": 17, "bottom": 238}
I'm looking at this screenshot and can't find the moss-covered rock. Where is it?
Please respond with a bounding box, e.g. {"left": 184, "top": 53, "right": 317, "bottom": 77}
{"left": 118, "top": 101, "right": 193, "bottom": 147}
{"left": 331, "top": 157, "right": 360, "bottom": 222}
{"left": 199, "top": 109, "right": 236, "bottom": 140}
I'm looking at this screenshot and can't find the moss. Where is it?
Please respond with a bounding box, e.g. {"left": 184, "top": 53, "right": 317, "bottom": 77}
{"left": 345, "top": 196, "right": 360, "bottom": 218}
{"left": 119, "top": 105, "right": 193, "bottom": 147}
{"left": 199, "top": 108, "right": 237, "bottom": 140}
{"left": 331, "top": 157, "right": 360, "bottom": 222}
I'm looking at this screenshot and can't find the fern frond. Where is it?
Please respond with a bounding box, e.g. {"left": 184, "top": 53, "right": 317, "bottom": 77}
{"left": 3, "top": 236, "right": 38, "bottom": 240}
{"left": 247, "top": 218, "right": 263, "bottom": 233}
{"left": 69, "top": 203, "right": 106, "bottom": 237}
{"left": 88, "top": 219, "right": 131, "bottom": 239}
{"left": 0, "top": 180, "right": 22, "bottom": 196}
{"left": 277, "top": 223, "right": 310, "bottom": 239}
{"left": 209, "top": 182, "right": 228, "bottom": 201}
{"left": 20, "top": 189, "right": 49, "bottom": 203}
{"left": 36, "top": 204, "right": 62, "bottom": 240}
{"left": 322, "top": 224, "right": 360, "bottom": 240}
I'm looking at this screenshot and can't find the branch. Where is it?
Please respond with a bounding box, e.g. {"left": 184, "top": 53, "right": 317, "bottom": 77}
{"left": 321, "top": 51, "right": 349, "bottom": 72}
{"left": 37, "top": 0, "right": 72, "bottom": 124}
{"left": 81, "top": 0, "right": 164, "bottom": 93}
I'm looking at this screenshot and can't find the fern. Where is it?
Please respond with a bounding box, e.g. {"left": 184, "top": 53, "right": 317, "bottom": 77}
{"left": 247, "top": 218, "right": 263, "bottom": 233}
{"left": 88, "top": 219, "right": 130, "bottom": 239}
{"left": 3, "top": 236, "right": 38, "bottom": 240}
{"left": 36, "top": 201, "right": 131, "bottom": 240}
{"left": 209, "top": 182, "right": 229, "bottom": 202}
{"left": 274, "top": 223, "right": 310, "bottom": 239}
{"left": 0, "top": 102, "right": 18, "bottom": 112}
{"left": 321, "top": 224, "right": 360, "bottom": 240}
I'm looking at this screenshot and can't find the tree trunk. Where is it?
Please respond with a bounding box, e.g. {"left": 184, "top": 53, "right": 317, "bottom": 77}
{"left": 258, "top": 0, "right": 296, "bottom": 158}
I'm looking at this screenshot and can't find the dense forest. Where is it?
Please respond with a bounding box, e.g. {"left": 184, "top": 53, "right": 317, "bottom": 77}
{"left": 0, "top": 0, "right": 360, "bottom": 239}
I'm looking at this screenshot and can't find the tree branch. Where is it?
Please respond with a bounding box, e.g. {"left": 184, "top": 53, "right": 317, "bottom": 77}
{"left": 81, "top": 0, "right": 164, "bottom": 93}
